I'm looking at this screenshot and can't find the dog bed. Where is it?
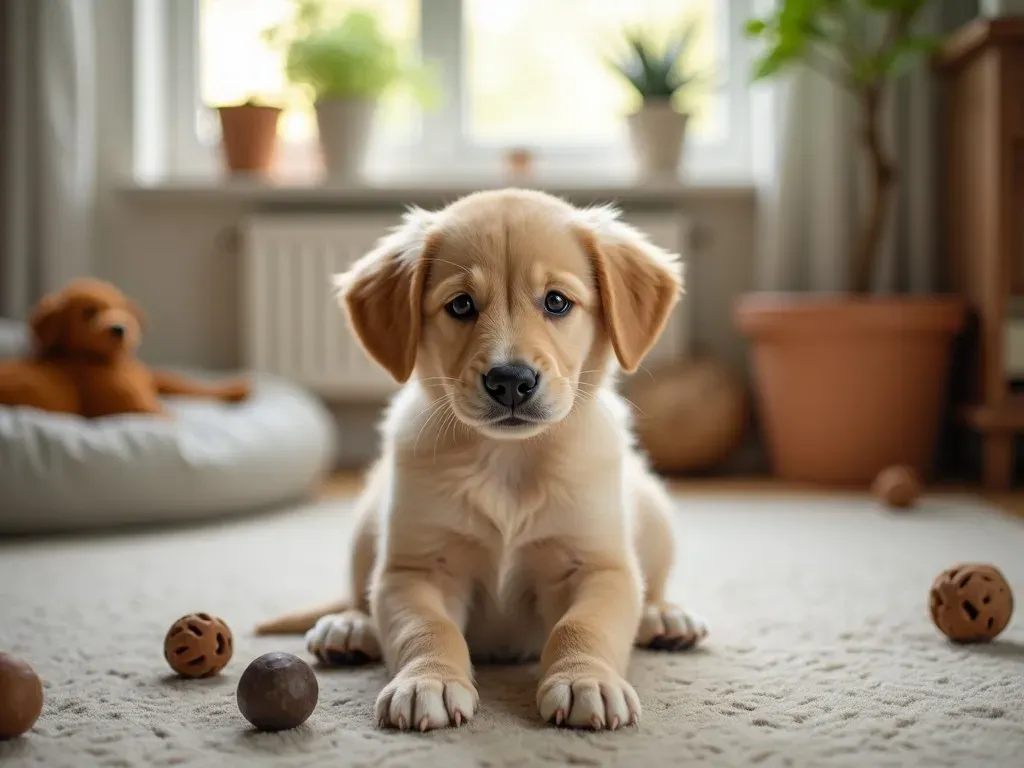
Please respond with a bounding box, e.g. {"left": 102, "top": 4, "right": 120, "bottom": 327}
{"left": 0, "top": 370, "right": 338, "bottom": 534}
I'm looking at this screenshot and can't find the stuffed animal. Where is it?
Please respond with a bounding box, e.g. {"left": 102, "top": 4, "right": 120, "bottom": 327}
{"left": 0, "top": 278, "right": 251, "bottom": 418}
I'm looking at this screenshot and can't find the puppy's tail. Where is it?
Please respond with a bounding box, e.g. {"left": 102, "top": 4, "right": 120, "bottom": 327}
{"left": 253, "top": 599, "right": 352, "bottom": 635}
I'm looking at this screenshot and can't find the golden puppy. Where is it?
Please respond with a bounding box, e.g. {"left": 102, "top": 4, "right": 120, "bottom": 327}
{"left": 257, "top": 189, "right": 707, "bottom": 731}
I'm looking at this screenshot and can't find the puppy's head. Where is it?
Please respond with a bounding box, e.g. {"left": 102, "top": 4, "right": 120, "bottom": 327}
{"left": 30, "top": 278, "right": 145, "bottom": 359}
{"left": 336, "top": 189, "right": 682, "bottom": 440}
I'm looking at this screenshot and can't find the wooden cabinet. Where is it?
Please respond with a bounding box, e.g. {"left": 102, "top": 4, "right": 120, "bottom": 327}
{"left": 939, "top": 18, "right": 1024, "bottom": 488}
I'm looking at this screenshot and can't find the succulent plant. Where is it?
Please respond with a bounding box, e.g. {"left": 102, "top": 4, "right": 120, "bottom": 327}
{"left": 606, "top": 20, "right": 706, "bottom": 103}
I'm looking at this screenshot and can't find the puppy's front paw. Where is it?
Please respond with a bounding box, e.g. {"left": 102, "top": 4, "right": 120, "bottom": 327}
{"left": 635, "top": 602, "right": 709, "bottom": 651}
{"left": 537, "top": 658, "right": 640, "bottom": 730}
{"left": 375, "top": 665, "right": 478, "bottom": 731}
{"left": 306, "top": 610, "right": 382, "bottom": 666}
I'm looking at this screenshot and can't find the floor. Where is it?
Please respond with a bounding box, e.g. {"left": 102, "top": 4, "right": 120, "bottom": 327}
{"left": 2, "top": 488, "right": 1022, "bottom": 767}
{"left": 320, "top": 470, "right": 1024, "bottom": 518}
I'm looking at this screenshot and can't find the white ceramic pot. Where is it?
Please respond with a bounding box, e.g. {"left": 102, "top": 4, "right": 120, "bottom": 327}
{"left": 314, "top": 99, "right": 377, "bottom": 181}
{"left": 980, "top": 0, "right": 1024, "bottom": 15}
{"left": 626, "top": 101, "right": 689, "bottom": 181}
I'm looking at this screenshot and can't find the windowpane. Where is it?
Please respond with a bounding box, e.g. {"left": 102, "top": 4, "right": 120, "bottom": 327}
{"left": 463, "top": 0, "right": 722, "bottom": 146}
{"left": 199, "top": 0, "right": 420, "bottom": 143}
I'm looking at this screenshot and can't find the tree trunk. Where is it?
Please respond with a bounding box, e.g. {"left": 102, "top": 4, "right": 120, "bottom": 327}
{"left": 851, "top": 87, "right": 897, "bottom": 294}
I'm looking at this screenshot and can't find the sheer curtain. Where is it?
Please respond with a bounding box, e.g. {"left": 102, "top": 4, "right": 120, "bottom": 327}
{"left": 1, "top": 0, "right": 97, "bottom": 320}
{"left": 751, "top": 2, "right": 978, "bottom": 295}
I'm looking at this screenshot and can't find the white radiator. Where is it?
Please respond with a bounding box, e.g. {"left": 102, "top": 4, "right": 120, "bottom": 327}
{"left": 241, "top": 211, "right": 691, "bottom": 399}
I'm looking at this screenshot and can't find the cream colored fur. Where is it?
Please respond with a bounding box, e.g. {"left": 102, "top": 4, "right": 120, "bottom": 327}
{"left": 257, "top": 189, "right": 708, "bottom": 732}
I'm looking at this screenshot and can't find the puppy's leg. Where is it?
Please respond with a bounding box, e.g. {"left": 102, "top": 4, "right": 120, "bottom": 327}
{"left": 633, "top": 470, "right": 709, "bottom": 651}
{"left": 305, "top": 507, "right": 382, "bottom": 665}
{"left": 257, "top": 465, "right": 384, "bottom": 665}
{"left": 373, "top": 567, "right": 477, "bottom": 731}
{"left": 535, "top": 560, "right": 643, "bottom": 730}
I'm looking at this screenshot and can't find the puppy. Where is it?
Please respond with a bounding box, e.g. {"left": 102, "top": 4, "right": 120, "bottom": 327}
{"left": 257, "top": 189, "right": 707, "bottom": 731}
{"left": 0, "top": 278, "right": 250, "bottom": 417}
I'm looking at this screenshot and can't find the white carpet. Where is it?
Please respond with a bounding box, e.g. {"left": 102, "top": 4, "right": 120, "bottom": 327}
{"left": 1, "top": 493, "right": 1023, "bottom": 768}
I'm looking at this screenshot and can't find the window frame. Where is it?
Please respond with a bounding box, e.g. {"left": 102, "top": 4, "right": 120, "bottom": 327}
{"left": 153, "top": 0, "right": 756, "bottom": 183}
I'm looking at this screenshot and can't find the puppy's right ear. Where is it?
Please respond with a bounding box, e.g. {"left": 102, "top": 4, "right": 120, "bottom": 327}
{"left": 29, "top": 291, "right": 68, "bottom": 355}
{"left": 334, "top": 207, "right": 438, "bottom": 383}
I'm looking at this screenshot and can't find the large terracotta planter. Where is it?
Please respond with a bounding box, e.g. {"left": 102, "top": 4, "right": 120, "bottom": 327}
{"left": 217, "top": 104, "right": 281, "bottom": 175}
{"left": 735, "top": 294, "right": 966, "bottom": 485}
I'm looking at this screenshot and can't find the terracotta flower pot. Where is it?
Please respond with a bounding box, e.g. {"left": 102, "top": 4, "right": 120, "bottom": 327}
{"left": 735, "top": 294, "right": 966, "bottom": 485}
{"left": 217, "top": 104, "right": 282, "bottom": 175}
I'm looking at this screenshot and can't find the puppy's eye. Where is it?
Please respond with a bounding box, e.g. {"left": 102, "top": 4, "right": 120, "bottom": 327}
{"left": 543, "top": 291, "right": 572, "bottom": 316}
{"left": 82, "top": 307, "right": 98, "bottom": 321}
{"left": 445, "top": 293, "right": 477, "bottom": 320}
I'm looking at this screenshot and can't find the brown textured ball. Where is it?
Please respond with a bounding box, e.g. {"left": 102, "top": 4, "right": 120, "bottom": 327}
{"left": 929, "top": 563, "right": 1014, "bottom": 643}
{"left": 236, "top": 652, "right": 318, "bottom": 731}
{"left": 0, "top": 653, "right": 44, "bottom": 740}
{"left": 872, "top": 465, "right": 921, "bottom": 508}
{"left": 163, "top": 613, "right": 234, "bottom": 678}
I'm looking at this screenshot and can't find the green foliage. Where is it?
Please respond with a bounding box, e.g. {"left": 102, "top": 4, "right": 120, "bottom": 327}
{"left": 605, "top": 20, "right": 710, "bottom": 103}
{"left": 262, "top": 0, "right": 436, "bottom": 105}
{"left": 744, "top": 0, "right": 943, "bottom": 91}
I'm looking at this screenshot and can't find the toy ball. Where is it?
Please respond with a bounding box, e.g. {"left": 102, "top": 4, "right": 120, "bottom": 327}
{"left": 0, "top": 653, "right": 44, "bottom": 740}
{"left": 236, "top": 652, "right": 318, "bottom": 732}
{"left": 929, "top": 563, "right": 1014, "bottom": 643}
{"left": 164, "top": 613, "right": 234, "bottom": 678}
{"left": 872, "top": 465, "right": 921, "bottom": 509}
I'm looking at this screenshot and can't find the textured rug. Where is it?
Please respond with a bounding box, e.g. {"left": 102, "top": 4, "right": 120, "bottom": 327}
{"left": 1, "top": 492, "right": 1023, "bottom": 768}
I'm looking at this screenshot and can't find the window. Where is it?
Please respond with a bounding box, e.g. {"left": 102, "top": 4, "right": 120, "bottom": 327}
{"left": 160, "top": 0, "right": 754, "bottom": 182}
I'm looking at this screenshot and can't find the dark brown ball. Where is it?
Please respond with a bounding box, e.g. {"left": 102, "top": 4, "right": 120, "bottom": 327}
{"left": 0, "top": 654, "right": 44, "bottom": 740}
{"left": 237, "top": 652, "right": 318, "bottom": 731}
{"left": 930, "top": 563, "right": 1014, "bottom": 643}
{"left": 872, "top": 465, "right": 921, "bottom": 509}
{"left": 164, "top": 613, "right": 234, "bottom": 678}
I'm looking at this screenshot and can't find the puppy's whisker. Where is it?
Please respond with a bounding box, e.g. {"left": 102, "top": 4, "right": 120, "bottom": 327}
{"left": 413, "top": 394, "right": 456, "bottom": 455}
{"left": 574, "top": 380, "right": 647, "bottom": 418}
{"left": 433, "top": 405, "right": 461, "bottom": 463}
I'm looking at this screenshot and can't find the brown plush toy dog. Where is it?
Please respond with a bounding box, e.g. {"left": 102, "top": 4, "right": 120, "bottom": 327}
{"left": 0, "top": 278, "right": 251, "bottom": 418}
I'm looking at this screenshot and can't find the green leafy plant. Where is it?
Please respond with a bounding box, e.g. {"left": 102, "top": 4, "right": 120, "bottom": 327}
{"left": 262, "top": 0, "right": 436, "bottom": 105}
{"left": 746, "top": 0, "right": 944, "bottom": 294}
{"left": 605, "top": 20, "right": 709, "bottom": 108}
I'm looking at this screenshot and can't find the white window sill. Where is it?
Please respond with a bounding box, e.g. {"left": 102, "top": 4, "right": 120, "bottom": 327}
{"left": 116, "top": 174, "right": 758, "bottom": 207}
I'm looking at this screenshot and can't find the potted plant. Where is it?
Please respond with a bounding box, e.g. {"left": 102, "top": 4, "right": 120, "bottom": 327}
{"left": 735, "top": 0, "right": 966, "bottom": 485}
{"left": 263, "top": 1, "right": 433, "bottom": 181}
{"left": 606, "top": 21, "right": 707, "bottom": 181}
{"left": 215, "top": 97, "right": 283, "bottom": 176}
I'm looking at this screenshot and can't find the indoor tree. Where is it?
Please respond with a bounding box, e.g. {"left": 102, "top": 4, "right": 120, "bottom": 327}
{"left": 746, "top": 0, "right": 942, "bottom": 293}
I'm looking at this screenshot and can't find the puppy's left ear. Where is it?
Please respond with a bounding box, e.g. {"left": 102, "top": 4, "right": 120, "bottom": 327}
{"left": 573, "top": 206, "right": 684, "bottom": 373}
{"left": 334, "top": 207, "right": 437, "bottom": 382}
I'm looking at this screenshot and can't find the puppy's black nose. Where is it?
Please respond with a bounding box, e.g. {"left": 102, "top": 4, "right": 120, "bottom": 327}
{"left": 483, "top": 363, "right": 538, "bottom": 408}
{"left": 109, "top": 325, "right": 125, "bottom": 339}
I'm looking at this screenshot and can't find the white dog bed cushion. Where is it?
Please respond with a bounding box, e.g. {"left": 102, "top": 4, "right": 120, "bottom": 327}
{"left": 0, "top": 372, "right": 338, "bottom": 533}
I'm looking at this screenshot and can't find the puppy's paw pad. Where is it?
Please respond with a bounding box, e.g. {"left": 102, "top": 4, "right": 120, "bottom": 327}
{"left": 537, "top": 666, "right": 640, "bottom": 730}
{"left": 376, "top": 673, "right": 478, "bottom": 731}
{"left": 635, "top": 603, "right": 709, "bottom": 651}
{"left": 306, "top": 610, "right": 382, "bottom": 665}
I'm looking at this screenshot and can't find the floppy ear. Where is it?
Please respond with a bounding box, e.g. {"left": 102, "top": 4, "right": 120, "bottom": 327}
{"left": 333, "top": 208, "right": 437, "bottom": 382}
{"left": 28, "top": 292, "right": 68, "bottom": 355}
{"left": 573, "top": 206, "right": 684, "bottom": 373}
